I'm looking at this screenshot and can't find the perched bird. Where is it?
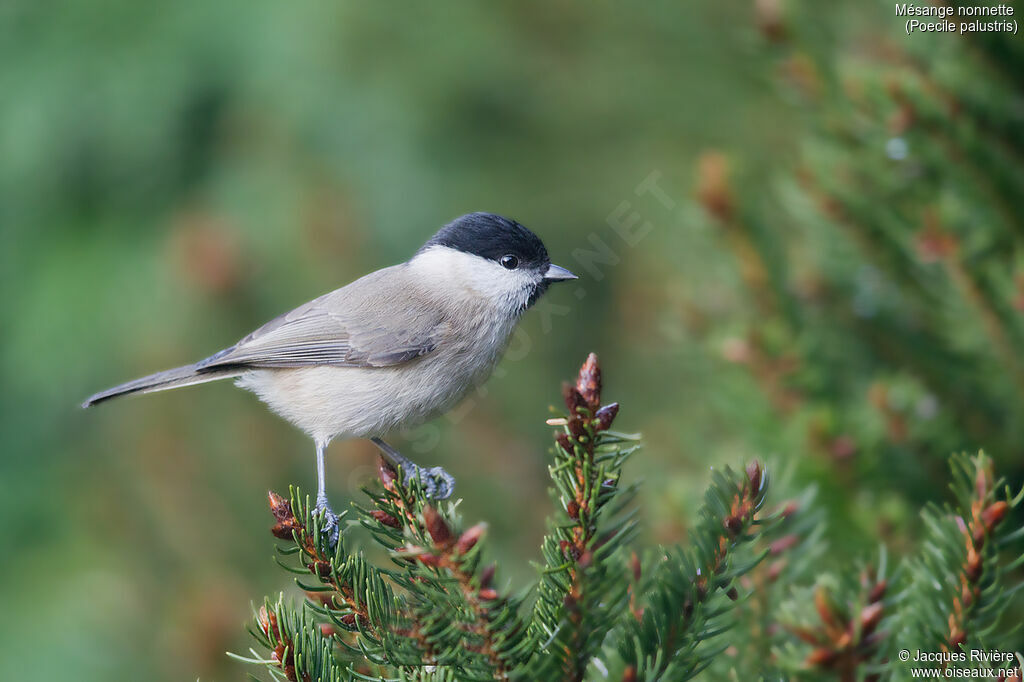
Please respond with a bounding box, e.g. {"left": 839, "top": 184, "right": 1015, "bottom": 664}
{"left": 83, "top": 212, "right": 577, "bottom": 540}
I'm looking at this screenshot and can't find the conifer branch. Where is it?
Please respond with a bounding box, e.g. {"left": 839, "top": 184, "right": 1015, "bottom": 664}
{"left": 614, "top": 460, "right": 770, "bottom": 681}
{"left": 727, "top": 491, "right": 828, "bottom": 680}
{"left": 788, "top": 567, "right": 888, "bottom": 682}
{"left": 371, "top": 459, "right": 527, "bottom": 678}
{"left": 897, "top": 452, "right": 1023, "bottom": 667}
{"left": 268, "top": 491, "right": 386, "bottom": 642}
{"left": 529, "top": 352, "right": 639, "bottom": 681}
{"left": 235, "top": 595, "right": 350, "bottom": 682}
{"left": 233, "top": 359, "right": 1023, "bottom": 682}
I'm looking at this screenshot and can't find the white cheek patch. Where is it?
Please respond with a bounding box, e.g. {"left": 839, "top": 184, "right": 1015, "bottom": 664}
{"left": 411, "top": 246, "right": 536, "bottom": 311}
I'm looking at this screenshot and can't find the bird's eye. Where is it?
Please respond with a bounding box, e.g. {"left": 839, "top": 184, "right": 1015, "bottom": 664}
{"left": 500, "top": 254, "right": 519, "bottom": 270}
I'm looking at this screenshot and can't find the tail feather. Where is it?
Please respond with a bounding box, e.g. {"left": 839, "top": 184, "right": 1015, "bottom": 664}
{"left": 81, "top": 364, "right": 243, "bottom": 408}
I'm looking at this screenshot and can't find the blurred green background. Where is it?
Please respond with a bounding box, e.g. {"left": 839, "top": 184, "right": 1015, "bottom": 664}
{"left": 3, "top": 1, "right": 1022, "bottom": 679}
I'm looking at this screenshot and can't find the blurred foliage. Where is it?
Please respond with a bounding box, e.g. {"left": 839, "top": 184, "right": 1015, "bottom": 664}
{"left": 2, "top": 0, "right": 1023, "bottom": 680}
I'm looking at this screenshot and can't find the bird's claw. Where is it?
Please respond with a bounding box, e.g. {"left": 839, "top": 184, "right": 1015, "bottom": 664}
{"left": 314, "top": 500, "right": 340, "bottom": 548}
{"left": 404, "top": 464, "right": 456, "bottom": 500}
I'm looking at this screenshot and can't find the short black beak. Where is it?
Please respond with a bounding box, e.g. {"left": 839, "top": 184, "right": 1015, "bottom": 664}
{"left": 543, "top": 263, "right": 577, "bottom": 282}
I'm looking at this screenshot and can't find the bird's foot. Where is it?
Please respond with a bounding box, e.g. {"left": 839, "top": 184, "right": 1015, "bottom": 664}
{"left": 404, "top": 464, "right": 456, "bottom": 500}
{"left": 314, "top": 497, "right": 340, "bottom": 547}
{"left": 371, "top": 438, "right": 456, "bottom": 500}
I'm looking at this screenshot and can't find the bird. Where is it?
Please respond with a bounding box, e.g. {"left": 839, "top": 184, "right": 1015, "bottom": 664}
{"left": 82, "top": 212, "right": 577, "bottom": 542}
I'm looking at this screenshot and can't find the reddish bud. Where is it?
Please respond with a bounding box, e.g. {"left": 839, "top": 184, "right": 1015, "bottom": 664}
{"left": 268, "top": 490, "right": 291, "bottom": 518}
{"left": 724, "top": 515, "right": 743, "bottom": 536}
{"left": 416, "top": 552, "right": 443, "bottom": 567}
{"left": 378, "top": 457, "right": 397, "bottom": 489}
{"left": 370, "top": 510, "right": 401, "bottom": 528}
{"left": 268, "top": 491, "right": 301, "bottom": 540}
{"left": 576, "top": 353, "right": 602, "bottom": 407}
{"left": 961, "top": 584, "right": 974, "bottom": 608}
{"left": 456, "top": 523, "right": 487, "bottom": 554}
{"left": 339, "top": 613, "right": 357, "bottom": 627}
{"left": 568, "top": 417, "right": 587, "bottom": 439}
{"left": 320, "top": 624, "right": 336, "bottom": 638}
{"left": 973, "top": 525, "right": 987, "bottom": 548}
{"left": 258, "top": 605, "right": 280, "bottom": 639}
{"left": 559, "top": 539, "right": 580, "bottom": 561}
{"left": 868, "top": 580, "right": 887, "bottom": 604}
{"left": 622, "top": 665, "right": 637, "bottom": 682}
{"left": 479, "top": 563, "right": 496, "bottom": 588}
{"left": 555, "top": 431, "right": 574, "bottom": 454}
{"left": 563, "top": 383, "right": 587, "bottom": 415}
{"left": 770, "top": 534, "right": 799, "bottom": 555}
{"left": 836, "top": 630, "right": 853, "bottom": 649}
{"left": 478, "top": 588, "right": 499, "bottom": 601}
{"left": 566, "top": 499, "right": 580, "bottom": 520}
{"left": 806, "top": 647, "right": 838, "bottom": 667}
{"left": 860, "top": 602, "right": 883, "bottom": 634}
{"left": 726, "top": 587, "right": 739, "bottom": 601}
{"left": 982, "top": 501, "right": 1008, "bottom": 530}
{"left": 595, "top": 403, "right": 619, "bottom": 431}
{"left": 965, "top": 546, "right": 982, "bottom": 582}
{"left": 949, "top": 628, "right": 966, "bottom": 649}
{"left": 814, "top": 587, "right": 840, "bottom": 629}
{"left": 423, "top": 506, "right": 453, "bottom": 548}
{"left": 271, "top": 521, "right": 299, "bottom": 540}
{"left": 746, "top": 461, "right": 763, "bottom": 495}
{"left": 577, "top": 550, "right": 593, "bottom": 568}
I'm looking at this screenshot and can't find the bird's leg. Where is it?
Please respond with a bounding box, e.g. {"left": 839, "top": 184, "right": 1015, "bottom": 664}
{"left": 370, "top": 437, "right": 455, "bottom": 499}
{"left": 313, "top": 440, "right": 339, "bottom": 546}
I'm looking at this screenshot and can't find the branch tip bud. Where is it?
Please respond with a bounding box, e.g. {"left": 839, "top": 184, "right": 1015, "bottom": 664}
{"left": 423, "top": 505, "right": 453, "bottom": 548}
{"left": 456, "top": 523, "right": 486, "bottom": 554}
{"left": 576, "top": 352, "right": 602, "bottom": 407}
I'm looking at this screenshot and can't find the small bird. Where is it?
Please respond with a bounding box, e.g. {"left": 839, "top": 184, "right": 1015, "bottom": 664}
{"left": 83, "top": 212, "right": 576, "bottom": 540}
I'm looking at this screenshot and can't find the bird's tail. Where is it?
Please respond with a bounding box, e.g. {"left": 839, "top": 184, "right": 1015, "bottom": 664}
{"left": 81, "top": 364, "right": 244, "bottom": 408}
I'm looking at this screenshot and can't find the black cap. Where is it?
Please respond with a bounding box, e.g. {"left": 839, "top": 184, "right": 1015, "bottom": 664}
{"left": 421, "top": 212, "right": 550, "bottom": 270}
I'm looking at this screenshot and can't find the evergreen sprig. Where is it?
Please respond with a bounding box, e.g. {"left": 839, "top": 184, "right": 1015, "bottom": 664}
{"left": 233, "top": 357, "right": 1024, "bottom": 682}
{"left": 613, "top": 461, "right": 770, "bottom": 681}
{"left": 775, "top": 560, "right": 889, "bottom": 680}
{"left": 898, "top": 451, "right": 1024, "bottom": 660}
{"left": 228, "top": 594, "right": 350, "bottom": 682}
{"left": 527, "top": 352, "right": 640, "bottom": 681}
{"left": 261, "top": 468, "right": 529, "bottom": 680}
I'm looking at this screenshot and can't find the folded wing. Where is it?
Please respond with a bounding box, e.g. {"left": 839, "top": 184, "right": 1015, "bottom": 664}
{"left": 196, "top": 280, "right": 447, "bottom": 371}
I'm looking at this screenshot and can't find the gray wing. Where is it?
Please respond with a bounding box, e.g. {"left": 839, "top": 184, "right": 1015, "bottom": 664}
{"left": 195, "top": 267, "right": 448, "bottom": 371}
